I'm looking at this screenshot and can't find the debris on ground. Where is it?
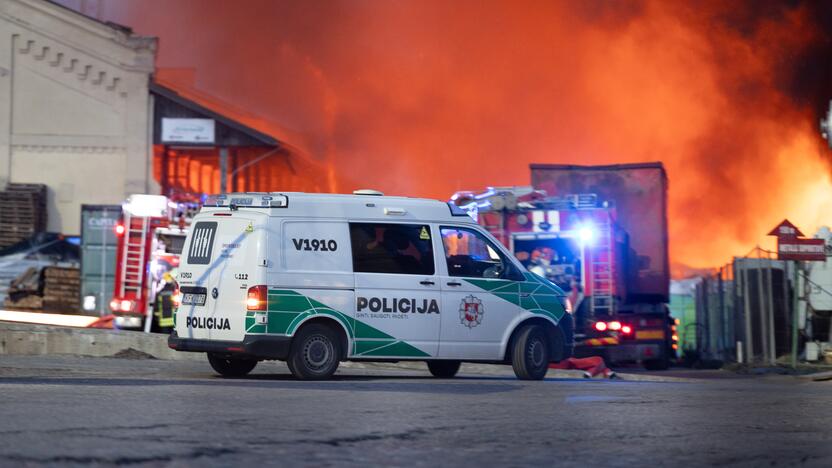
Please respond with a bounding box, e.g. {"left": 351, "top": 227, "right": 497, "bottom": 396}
{"left": 112, "top": 348, "right": 157, "bottom": 360}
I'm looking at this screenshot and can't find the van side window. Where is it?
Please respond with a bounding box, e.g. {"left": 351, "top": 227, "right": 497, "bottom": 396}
{"left": 349, "top": 223, "right": 435, "bottom": 275}
{"left": 440, "top": 227, "right": 523, "bottom": 280}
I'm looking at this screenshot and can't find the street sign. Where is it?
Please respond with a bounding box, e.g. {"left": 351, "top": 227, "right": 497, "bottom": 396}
{"left": 767, "top": 219, "right": 826, "bottom": 261}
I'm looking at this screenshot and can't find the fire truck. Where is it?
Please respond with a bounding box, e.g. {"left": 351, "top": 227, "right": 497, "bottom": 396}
{"left": 109, "top": 194, "right": 194, "bottom": 332}
{"left": 452, "top": 163, "right": 677, "bottom": 369}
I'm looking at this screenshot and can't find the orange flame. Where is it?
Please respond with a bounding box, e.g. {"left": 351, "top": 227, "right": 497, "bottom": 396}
{"left": 80, "top": 0, "right": 832, "bottom": 273}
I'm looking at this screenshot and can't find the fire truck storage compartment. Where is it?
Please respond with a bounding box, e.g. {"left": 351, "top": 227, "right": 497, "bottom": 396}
{"left": 530, "top": 162, "right": 669, "bottom": 305}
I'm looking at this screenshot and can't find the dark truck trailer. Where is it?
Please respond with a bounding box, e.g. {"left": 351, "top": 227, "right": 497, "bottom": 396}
{"left": 530, "top": 162, "right": 670, "bottom": 306}
{"left": 530, "top": 162, "right": 673, "bottom": 368}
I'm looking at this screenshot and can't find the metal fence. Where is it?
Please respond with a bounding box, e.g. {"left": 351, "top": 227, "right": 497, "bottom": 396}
{"left": 694, "top": 248, "right": 794, "bottom": 364}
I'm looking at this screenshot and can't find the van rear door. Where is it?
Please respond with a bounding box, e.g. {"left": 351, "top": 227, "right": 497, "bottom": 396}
{"left": 176, "top": 213, "right": 266, "bottom": 342}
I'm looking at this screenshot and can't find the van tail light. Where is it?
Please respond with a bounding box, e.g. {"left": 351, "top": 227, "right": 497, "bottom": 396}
{"left": 608, "top": 321, "right": 622, "bottom": 331}
{"left": 621, "top": 325, "right": 633, "bottom": 335}
{"left": 594, "top": 321, "right": 607, "bottom": 332}
{"left": 247, "top": 285, "right": 268, "bottom": 311}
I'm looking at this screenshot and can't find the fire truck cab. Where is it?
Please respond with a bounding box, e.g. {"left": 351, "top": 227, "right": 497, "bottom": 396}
{"left": 452, "top": 186, "right": 676, "bottom": 369}
{"left": 110, "top": 194, "right": 191, "bottom": 332}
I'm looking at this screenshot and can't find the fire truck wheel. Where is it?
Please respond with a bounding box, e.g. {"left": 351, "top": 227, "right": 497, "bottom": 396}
{"left": 511, "top": 325, "right": 550, "bottom": 380}
{"left": 207, "top": 353, "right": 258, "bottom": 377}
{"left": 426, "top": 360, "right": 461, "bottom": 378}
{"left": 287, "top": 323, "right": 341, "bottom": 380}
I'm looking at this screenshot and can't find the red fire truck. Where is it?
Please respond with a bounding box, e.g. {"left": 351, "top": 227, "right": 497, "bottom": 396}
{"left": 452, "top": 163, "right": 677, "bottom": 369}
{"left": 109, "top": 194, "right": 193, "bottom": 332}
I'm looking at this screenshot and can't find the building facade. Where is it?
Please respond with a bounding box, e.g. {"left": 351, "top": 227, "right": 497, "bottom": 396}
{"left": 0, "top": 0, "right": 157, "bottom": 234}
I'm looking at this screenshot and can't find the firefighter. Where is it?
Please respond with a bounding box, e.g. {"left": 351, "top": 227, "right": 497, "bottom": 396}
{"left": 527, "top": 248, "right": 550, "bottom": 278}
{"left": 153, "top": 271, "right": 176, "bottom": 332}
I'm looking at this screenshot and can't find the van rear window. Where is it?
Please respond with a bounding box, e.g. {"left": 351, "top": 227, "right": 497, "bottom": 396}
{"left": 349, "top": 223, "right": 434, "bottom": 275}
{"left": 187, "top": 222, "right": 217, "bottom": 264}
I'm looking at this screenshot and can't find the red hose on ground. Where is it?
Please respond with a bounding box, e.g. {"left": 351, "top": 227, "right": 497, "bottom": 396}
{"left": 549, "top": 356, "right": 614, "bottom": 378}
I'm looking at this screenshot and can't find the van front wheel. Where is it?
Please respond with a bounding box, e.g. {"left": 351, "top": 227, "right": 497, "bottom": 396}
{"left": 511, "top": 325, "right": 550, "bottom": 380}
{"left": 287, "top": 324, "right": 341, "bottom": 380}
{"left": 207, "top": 353, "right": 257, "bottom": 377}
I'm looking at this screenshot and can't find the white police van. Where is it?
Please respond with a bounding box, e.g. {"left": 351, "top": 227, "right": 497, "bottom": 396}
{"left": 169, "top": 191, "right": 573, "bottom": 380}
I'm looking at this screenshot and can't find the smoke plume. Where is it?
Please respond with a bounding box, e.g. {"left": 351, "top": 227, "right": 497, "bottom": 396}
{"left": 66, "top": 0, "right": 832, "bottom": 272}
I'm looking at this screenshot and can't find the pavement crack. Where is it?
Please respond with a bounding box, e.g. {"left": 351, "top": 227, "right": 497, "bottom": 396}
{"left": 0, "top": 422, "right": 180, "bottom": 437}
{"left": 290, "top": 425, "right": 459, "bottom": 447}
{"left": 3, "top": 447, "right": 237, "bottom": 465}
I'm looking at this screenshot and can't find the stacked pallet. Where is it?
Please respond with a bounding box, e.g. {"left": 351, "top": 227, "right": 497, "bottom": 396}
{"left": 0, "top": 183, "right": 48, "bottom": 249}
{"left": 3, "top": 267, "right": 43, "bottom": 310}
{"left": 42, "top": 266, "right": 81, "bottom": 312}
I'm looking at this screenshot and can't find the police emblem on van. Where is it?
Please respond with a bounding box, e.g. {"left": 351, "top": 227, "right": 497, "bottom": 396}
{"left": 459, "top": 295, "right": 484, "bottom": 328}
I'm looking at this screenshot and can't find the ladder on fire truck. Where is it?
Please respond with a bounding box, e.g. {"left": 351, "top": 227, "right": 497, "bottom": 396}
{"left": 118, "top": 213, "right": 149, "bottom": 300}
{"left": 590, "top": 213, "right": 615, "bottom": 315}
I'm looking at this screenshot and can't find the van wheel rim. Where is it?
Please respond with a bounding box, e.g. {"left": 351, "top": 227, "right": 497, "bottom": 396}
{"left": 529, "top": 339, "right": 545, "bottom": 367}
{"left": 304, "top": 335, "right": 333, "bottom": 369}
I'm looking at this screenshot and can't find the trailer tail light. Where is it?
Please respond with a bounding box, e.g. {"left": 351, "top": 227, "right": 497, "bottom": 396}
{"left": 109, "top": 298, "right": 135, "bottom": 312}
{"left": 114, "top": 224, "right": 125, "bottom": 236}
{"left": 247, "top": 285, "right": 268, "bottom": 311}
{"left": 594, "top": 321, "right": 607, "bottom": 332}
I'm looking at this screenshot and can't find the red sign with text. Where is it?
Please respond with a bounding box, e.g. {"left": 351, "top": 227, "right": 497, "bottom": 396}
{"left": 767, "top": 219, "right": 826, "bottom": 262}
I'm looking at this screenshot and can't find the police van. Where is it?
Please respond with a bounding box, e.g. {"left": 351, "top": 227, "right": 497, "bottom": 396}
{"left": 168, "top": 191, "right": 574, "bottom": 380}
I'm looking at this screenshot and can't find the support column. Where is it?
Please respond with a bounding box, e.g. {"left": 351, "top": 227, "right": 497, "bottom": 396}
{"left": 791, "top": 261, "right": 800, "bottom": 367}
{"left": 0, "top": 34, "right": 15, "bottom": 188}
{"left": 742, "top": 266, "right": 754, "bottom": 361}
{"left": 756, "top": 257, "right": 768, "bottom": 363}
{"left": 219, "top": 146, "right": 228, "bottom": 193}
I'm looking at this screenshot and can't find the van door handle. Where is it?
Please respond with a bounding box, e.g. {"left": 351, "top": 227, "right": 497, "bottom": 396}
{"left": 447, "top": 281, "right": 462, "bottom": 287}
{"left": 420, "top": 280, "right": 435, "bottom": 286}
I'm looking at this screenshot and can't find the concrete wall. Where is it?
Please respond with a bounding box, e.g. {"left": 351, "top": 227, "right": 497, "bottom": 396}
{"left": 0, "top": 321, "right": 201, "bottom": 360}
{"left": 0, "top": 0, "right": 158, "bottom": 235}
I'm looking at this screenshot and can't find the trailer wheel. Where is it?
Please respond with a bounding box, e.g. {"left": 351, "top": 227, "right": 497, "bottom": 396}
{"left": 427, "top": 360, "right": 461, "bottom": 378}
{"left": 287, "top": 323, "right": 341, "bottom": 380}
{"left": 511, "top": 325, "right": 550, "bottom": 380}
{"left": 207, "top": 353, "right": 257, "bottom": 377}
{"left": 643, "top": 358, "right": 670, "bottom": 371}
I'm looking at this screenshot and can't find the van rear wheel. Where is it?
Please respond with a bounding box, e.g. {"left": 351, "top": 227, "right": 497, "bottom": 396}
{"left": 511, "top": 325, "right": 550, "bottom": 380}
{"left": 207, "top": 353, "right": 257, "bottom": 377}
{"left": 287, "top": 324, "right": 341, "bottom": 380}
{"left": 427, "top": 360, "right": 461, "bottom": 378}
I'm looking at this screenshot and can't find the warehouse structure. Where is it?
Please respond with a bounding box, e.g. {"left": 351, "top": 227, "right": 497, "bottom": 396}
{"left": 1, "top": 0, "right": 328, "bottom": 237}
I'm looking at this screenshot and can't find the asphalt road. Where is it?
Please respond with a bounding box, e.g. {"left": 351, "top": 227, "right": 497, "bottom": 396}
{"left": 0, "top": 355, "right": 830, "bottom": 467}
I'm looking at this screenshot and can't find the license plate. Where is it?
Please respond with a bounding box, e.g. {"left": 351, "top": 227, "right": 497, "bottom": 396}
{"left": 636, "top": 329, "right": 665, "bottom": 340}
{"left": 181, "top": 293, "right": 206, "bottom": 306}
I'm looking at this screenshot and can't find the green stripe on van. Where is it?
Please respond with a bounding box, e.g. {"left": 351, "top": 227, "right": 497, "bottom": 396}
{"left": 464, "top": 274, "right": 567, "bottom": 323}
{"left": 243, "top": 289, "right": 429, "bottom": 358}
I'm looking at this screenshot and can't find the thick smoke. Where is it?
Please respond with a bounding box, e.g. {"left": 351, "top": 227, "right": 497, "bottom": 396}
{"left": 69, "top": 0, "right": 832, "bottom": 271}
